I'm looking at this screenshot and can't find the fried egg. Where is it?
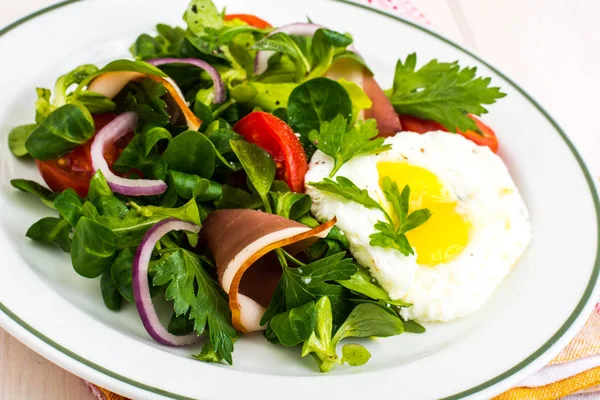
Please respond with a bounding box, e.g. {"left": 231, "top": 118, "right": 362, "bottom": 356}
{"left": 305, "top": 131, "right": 531, "bottom": 322}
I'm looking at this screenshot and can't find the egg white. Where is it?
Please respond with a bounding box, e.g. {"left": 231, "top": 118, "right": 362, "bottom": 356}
{"left": 305, "top": 131, "right": 532, "bottom": 322}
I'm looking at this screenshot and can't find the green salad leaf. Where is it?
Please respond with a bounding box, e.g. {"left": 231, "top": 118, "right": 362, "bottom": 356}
{"left": 184, "top": 0, "right": 223, "bottom": 36}
{"left": 53, "top": 188, "right": 84, "bottom": 227}
{"left": 214, "top": 185, "right": 263, "bottom": 210}
{"left": 341, "top": 343, "right": 371, "bottom": 366}
{"left": 271, "top": 191, "right": 311, "bottom": 221}
{"left": 270, "top": 301, "right": 317, "bottom": 347}
{"left": 230, "top": 140, "right": 275, "bottom": 212}
{"left": 164, "top": 130, "right": 216, "bottom": 178}
{"left": 110, "top": 248, "right": 136, "bottom": 303}
{"left": 88, "top": 171, "right": 113, "bottom": 202}
{"left": 26, "top": 217, "right": 71, "bottom": 252}
{"left": 229, "top": 82, "right": 296, "bottom": 112}
{"left": 71, "top": 217, "right": 120, "bottom": 278}
{"left": 301, "top": 296, "right": 403, "bottom": 372}
{"left": 53, "top": 64, "right": 99, "bottom": 107}
{"left": 7, "top": 124, "right": 36, "bottom": 157}
{"left": 287, "top": 78, "right": 352, "bottom": 155}
{"left": 25, "top": 103, "right": 95, "bottom": 160}
{"left": 10, "top": 179, "right": 55, "bottom": 208}
{"left": 388, "top": 53, "right": 506, "bottom": 132}
{"left": 101, "top": 269, "right": 123, "bottom": 311}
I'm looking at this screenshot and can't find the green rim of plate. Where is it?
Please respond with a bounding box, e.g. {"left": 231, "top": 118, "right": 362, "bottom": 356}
{"left": 0, "top": 1, "right": 599, "bottom": 399}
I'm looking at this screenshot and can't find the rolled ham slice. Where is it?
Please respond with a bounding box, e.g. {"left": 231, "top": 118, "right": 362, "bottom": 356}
{"left": 325, "top": 58, "right": 402, "bottom": 137}
{"left": 88, "top": 72, "right": 202, "bottom": 131}
{"left": 202, "top": 209, "right": 336, "bottom": 332}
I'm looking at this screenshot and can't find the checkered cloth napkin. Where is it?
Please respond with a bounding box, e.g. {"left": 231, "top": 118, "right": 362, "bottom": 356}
{"left": 84, "top": 1, "right": 600, "bottom": 398}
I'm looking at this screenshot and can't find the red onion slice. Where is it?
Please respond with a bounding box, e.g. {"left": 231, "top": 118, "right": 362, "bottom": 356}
{"left": 90, "top": 112, "right": 167, "bottom": 196}
{"left": 133, "top": 218, "right": 202, "bottom": 346}
{"left": 254, "top": 23, "right": 359, "bottom": 75}
{"left": 147, "top": 58, "right": 226, "bottom": 104}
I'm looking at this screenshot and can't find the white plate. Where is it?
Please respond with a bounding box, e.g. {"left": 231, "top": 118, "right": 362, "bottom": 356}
{"left": 0, "top": 0, "right": 598, "bottom": 399}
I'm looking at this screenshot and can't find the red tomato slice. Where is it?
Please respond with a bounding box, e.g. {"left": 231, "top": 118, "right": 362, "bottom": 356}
{"left": 398, "top": 114, "right": 498, "bottom": 153}
{"left": 36, "top": 113, "right": 128, "bottom": 197}
{"left": 233, "top": 111, "right": 308, "bottom": 193}
{"left": 399, "top": 115, "right": 446, "bottom": 134}
{"left": 224, "top": 14, "right": 272, "bottom": 29}
{"left": 456, "top": 115, "right": 499, "bottom": 153}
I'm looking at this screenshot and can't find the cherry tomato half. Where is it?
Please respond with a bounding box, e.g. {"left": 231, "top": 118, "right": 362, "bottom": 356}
{"left": 36, "top": 113, "right": 128, "bottom": 197}
{"left": 398, "top": 114, "right": 499, "bottom": 153}
{"left": 233, "top": 111, "right": 308, "bottom": 193}
{"left": 224, "top": 14, "right": 272, "bottom": 29}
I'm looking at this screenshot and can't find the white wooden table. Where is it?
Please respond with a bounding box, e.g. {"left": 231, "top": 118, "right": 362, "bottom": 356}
{"left": 0, "top": 0, "right": 599, "bottom": 398}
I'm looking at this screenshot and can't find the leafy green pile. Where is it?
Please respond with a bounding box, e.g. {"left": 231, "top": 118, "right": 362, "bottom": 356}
{"left": 5, "top": 0, "right": 506, "bottom": 372}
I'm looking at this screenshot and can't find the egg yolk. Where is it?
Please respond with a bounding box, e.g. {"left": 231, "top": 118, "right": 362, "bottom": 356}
{"left": 377, "top": 162, "right": 469, "bottom": 266}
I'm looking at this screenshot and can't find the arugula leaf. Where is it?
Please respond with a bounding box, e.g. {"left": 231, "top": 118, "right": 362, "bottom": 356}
{"left": 270, "top": 301, "right": 317, "bottom": 346}
{"left": 53, "top": 188, "right": 83, "bottom": 227}
{"left": 101, "top": 269, "right": 123, "bottom": 311}
{"left": 309, "top": 176, "right": 384, "bottom": 213}
{"left": 151, "top": 248, "right": 237, "bottom": 364}
{"left": 230, "top": 140, "right": 275, "bottom": 212}
{"left": 26, "top": 217, "right": 71, "bottom": 252}
{"left": 369, "top": 180, "right": 431, "bottom": 256}
{"left": 287, "top": 78, "right": 353, "bottom": 156}
{"left": 402, "top": 318, "right": 426, "bottom": 334}
{"left": 308, "top": 115, "right": 390, "bottom": 177}
{"left": 10, "top": 179, "right": 55, "bottom": 208}
{"left": 8, "top": 124, "right": 36, "bottom": 157}
{"left": 71, "top": 217, "right": 120, "bottom": 278}
{"left": 388, "top": 53, "right": 506, "bottom": 132}
{"left": 25, "top": 103, "right": 94, "bottom": 160}
{"left": 164, "top": 130, "right": 216, "bottom": 178}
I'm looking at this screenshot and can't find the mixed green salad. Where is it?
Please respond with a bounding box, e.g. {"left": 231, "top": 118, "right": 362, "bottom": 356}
{"left": 6, "top": 0, "right": 504, "bottom": 370}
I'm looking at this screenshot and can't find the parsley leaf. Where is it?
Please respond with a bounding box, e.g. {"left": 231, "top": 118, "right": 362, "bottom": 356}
{"left": 308, "top": 115, "right": 390, "bottom": 177}
{"left": 369, "top": 221, "right": 413, "bottom": 255}
{"left": 388, "top": 53, "right": 506, "bottom": 132}
{"left": 369, "top": 178, "right": 432, "bottom": 256}
{"left": 309, "top": 176, "right": 386, "bottom": 214}
{"left": 151, "top": 248, "right": 237, "bottom": 364}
